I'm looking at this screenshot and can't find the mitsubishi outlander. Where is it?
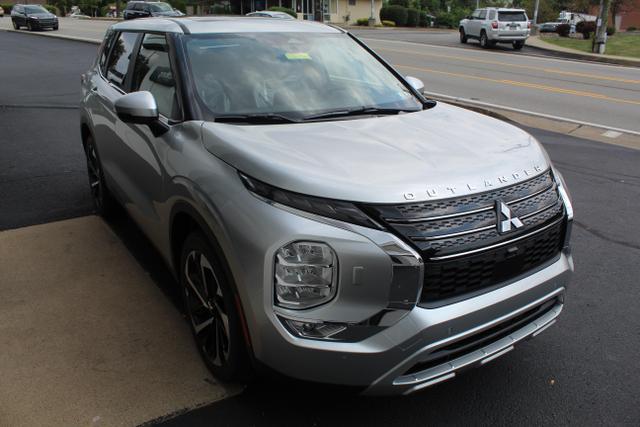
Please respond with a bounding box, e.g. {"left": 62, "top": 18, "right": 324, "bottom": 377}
{"left": 80, "top": 17, "right": 573, "bottom": 395}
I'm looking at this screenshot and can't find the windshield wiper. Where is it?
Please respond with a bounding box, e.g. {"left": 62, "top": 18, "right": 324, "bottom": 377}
{"left": 302, "top": 106, "right": 420, "bottom": 121}
{"left": 214, "top": 113, "right": 299, "bottom": 124}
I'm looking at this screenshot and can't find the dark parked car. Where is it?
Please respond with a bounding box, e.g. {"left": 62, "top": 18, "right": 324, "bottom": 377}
{"left": 538, "top": 22, "right": 561, "bottom": 33}
{"left": 11, "top": 4, "right": 58, "bottom": 31}
{"left": 123, "top": 1, "right": 182, "bottom": 20}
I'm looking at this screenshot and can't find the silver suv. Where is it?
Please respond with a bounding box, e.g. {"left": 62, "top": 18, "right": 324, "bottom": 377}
{"left": 80, "top": 17, "right": 573, "bottom": 395}
{"left": 459, "top": 8, "right": 530, "bottom": 50}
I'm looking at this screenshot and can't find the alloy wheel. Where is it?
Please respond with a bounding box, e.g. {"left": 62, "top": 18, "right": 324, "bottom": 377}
{"left": 184, "top": 250, "right": 230, "bottom": 367}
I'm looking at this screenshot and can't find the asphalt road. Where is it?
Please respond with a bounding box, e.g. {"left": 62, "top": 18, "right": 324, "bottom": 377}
{"left": 1, "top": 32, "right": 639, "bottom": 426}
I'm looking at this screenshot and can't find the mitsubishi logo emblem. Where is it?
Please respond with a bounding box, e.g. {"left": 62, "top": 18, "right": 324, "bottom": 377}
{"left": 496, "top": 201, "right": 524, "bottom": 234}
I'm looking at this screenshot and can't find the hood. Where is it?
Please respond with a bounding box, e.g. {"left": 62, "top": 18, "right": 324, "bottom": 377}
{"left": 201, "top": 102, "right": 550, "bottom": 204}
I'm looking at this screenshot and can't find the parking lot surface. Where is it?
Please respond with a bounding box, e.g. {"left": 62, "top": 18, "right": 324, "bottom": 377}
{"left": 1, "top": 31, "right": 639, "bottom": 426}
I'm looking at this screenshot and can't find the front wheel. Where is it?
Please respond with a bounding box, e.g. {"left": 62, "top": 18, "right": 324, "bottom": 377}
{"left": 12, "top": 20, "right": 19, "bottom": 29}
{"left": 459, "top": 28, "right": 468, "bottom": 44}
{"left": 513, "top": 40, "right": 524, "bottom": 50}
{"left": 27, "top": 21, "right": 33, "bottom": 31}
{"left": 180, "top": 232, "right": 251, "bottom": 382}
{"left": 53, "top": 25, "right": 58, "bottom": 31}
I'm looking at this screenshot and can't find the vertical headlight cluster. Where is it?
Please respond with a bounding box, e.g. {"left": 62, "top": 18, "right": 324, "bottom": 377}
{"left": 275, "top": 241, "right": 337, "bottom": 309}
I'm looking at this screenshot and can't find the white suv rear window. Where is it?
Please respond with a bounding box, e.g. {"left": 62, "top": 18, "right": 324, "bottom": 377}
{"left": 498, "top": 12, "right": 527, "bottom": 22}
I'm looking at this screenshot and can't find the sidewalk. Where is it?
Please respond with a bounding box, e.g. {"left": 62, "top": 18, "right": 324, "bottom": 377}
{"left": 527, "top": 35, "right": 640, "bottom": 67}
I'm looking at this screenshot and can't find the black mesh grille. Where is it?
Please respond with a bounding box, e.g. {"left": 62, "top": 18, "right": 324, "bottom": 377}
{"left": 421, "top": 219, "right": 564, "bottom": 302}
{"left": 361, "top": 170, "right": 566, "bottom": 304}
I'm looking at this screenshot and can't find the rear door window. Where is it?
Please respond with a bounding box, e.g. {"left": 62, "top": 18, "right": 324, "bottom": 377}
{"left": 105, "top": 32, "right": 139, "bottom": 91}
{"left": 498, "top": 11, "right": 527, "bottom": 22}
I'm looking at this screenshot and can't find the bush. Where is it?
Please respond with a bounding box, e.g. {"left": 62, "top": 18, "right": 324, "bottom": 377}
{"left": 626, "top": 26, "right": 637, "bottom": 32}
{"left": 388, "top": 0, "right": 409, "bottom": 7}
{"left": 168, "top": 0, "right": 187, "bottom": 13}
{"left": 606, "top": 26, "right": 615, "bottom": 36}
{"left": 418, "top": 10, "right": 430, "bottom": 27}
{"left": 380, "top": 5, "right": 407, "bottom": 27}
{"left": 556, "top": 23, "right": 570, "bottom": 37}
{"left": 435, "top": 8, "right": 469, "bottom": 29}
{"left": 211, "top": 4, "right": 229, "bottom": 14}
{"left": 382, "top": 20, "right": 395, "bottom": 27}
{"left": 356, "top": 18, "right": 369, "bottom": 26}
{"left": 268, "top": 6, "right": 296, "bottom": 18}
{"left": 406, "top": 8, "right": 419, "bottom": 27}
{"left": 0, "top": 3, "right": 13, "bottom": 13}
{"left": 576, "top": 20, "right": 596, "bottom": 39}
{"left": 43, "top": 4, "right": 60, "bottom": 15}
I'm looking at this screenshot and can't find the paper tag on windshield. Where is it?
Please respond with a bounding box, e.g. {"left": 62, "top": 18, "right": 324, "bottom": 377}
{"left": 285, "top": 53, "right": 312, "bottom": 60}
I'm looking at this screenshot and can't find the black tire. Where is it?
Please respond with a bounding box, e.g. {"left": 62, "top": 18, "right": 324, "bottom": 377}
{"left": 12, "top": 20, "right": 19, "bottom": 30}
{"left": 459, "top": 28, "right": 468, "bottom": 44}
{"left": 180, "top": 231, "right": 251, "bottom": 382}
{"left": 84, "top": 135, "right": 119, "bottom": 218}
{"left": 480, "top": 31, "right": 490, "bottom": 49}
{"left": 27, "top": 21, "right": 33, "bottom": 31}
{"left": 513, "top": 40, "right": 524, "bottom": 50}
{"left": 53, "top": 25, "right": 58, "bottom": 31}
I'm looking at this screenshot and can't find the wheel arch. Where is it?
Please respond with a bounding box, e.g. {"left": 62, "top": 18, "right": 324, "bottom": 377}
{"left": 169, "top": 200, "right": 254, "bottom": 351}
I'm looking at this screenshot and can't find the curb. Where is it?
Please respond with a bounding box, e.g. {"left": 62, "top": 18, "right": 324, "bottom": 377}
{"left": 3, "top": 28, "right": 101, "bottom": 44}
{"left": 527, "top": 37, "right": 640, "bottom": 68}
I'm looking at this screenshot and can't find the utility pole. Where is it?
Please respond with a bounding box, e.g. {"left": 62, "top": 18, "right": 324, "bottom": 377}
{"left": 593, "top": 0, "right": 611, "bottom": 54}
{"left": 530, "top": 0, "right": 540, "bottom": 35}
{"left": 368, "top": 0, "right": 375, "bottom": 26}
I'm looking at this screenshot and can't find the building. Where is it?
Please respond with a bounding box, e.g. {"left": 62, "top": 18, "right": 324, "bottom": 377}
{"left": 590, "top": 0, "right": 640, "bottom": 31}
{"left": 188, "top": 0, "right": 383, "bottom": 24}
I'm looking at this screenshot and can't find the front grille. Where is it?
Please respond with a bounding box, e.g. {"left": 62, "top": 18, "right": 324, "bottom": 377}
{"left": 37, "top": 19, "right": 56, "bottom": 25}
{"left": 361, "top": 170, "right": 565, "bottom": 304}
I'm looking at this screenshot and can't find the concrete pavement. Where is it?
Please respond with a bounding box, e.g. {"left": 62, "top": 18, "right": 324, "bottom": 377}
{"left": 0, "top": 216, "right": 239, "bottom": 426}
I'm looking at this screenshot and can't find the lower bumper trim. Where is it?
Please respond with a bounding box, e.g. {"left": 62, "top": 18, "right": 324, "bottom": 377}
{"left": 389, "top": 297, "right": 563, "bottom": 395}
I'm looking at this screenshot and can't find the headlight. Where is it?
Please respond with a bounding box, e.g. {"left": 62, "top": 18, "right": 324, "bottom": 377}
{"left": 239, "top": 173, "right": 381, "bottom": 229}
{"left": 275, "top": 241, "right": 337, "bottom": 309}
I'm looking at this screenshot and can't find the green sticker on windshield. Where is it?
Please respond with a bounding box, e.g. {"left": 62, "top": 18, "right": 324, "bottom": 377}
{"left": 285, "top": 52, "right": 311, "bottom": 60}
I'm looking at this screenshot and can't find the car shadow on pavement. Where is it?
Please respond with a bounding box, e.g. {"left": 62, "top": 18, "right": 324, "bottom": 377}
{"left": 103, "top": 205, "right": 184, "bottom": 313}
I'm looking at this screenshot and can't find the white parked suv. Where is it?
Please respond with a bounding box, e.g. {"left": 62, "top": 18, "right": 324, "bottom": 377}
{"left": 459, "top": 8, "right": 530, "bottom": 50}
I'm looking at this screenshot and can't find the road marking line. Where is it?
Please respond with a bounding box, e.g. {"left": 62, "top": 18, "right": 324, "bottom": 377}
{"left": 362, "top": 37, "right": 640, "bottom": 71}
{"left": 396, "top": 64, "right": 640, "bottom": 106}
{"left": 375, "top": 47, "right": 640, "bottom": 84}
{"left": 423, "top": 90, "right": 640, "bottom": 137}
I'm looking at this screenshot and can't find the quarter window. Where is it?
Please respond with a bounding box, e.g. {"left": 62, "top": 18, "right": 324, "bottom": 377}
{"left": 132, "top": 33, "right": 180, "bottom": 120}
{"left": 105, "top": 32, "right": 139, "bottom": 90}
{"left": 99, "top": 30, "right": 117, "bottom": 75}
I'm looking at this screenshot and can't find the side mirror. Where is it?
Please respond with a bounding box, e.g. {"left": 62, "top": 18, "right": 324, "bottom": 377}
{"left": 115, "top": 91, "right": 158, "bottom": 125}
{"left": 405, "top": 76, "right": 425, "bottom": 94}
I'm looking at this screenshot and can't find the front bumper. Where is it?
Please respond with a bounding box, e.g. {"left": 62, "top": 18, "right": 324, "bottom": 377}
{"left": 256, "top": 249, "right": 571, "bottom": 395}
{"left": 30, "top": 19, "right": 57, "bottom": 28}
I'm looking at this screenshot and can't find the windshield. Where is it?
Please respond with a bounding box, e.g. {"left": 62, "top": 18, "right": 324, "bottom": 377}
{"left": 25, "top": 6, "right": 48, "bottom": 14}
{"left": 151, "top": 3, "right": 173, "bottom": 12}
{"left": 183, "top": 32, "right": 422, "bottom": 121}
{"left": 498, "top": 12, "right": 527, "bottom": 22}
